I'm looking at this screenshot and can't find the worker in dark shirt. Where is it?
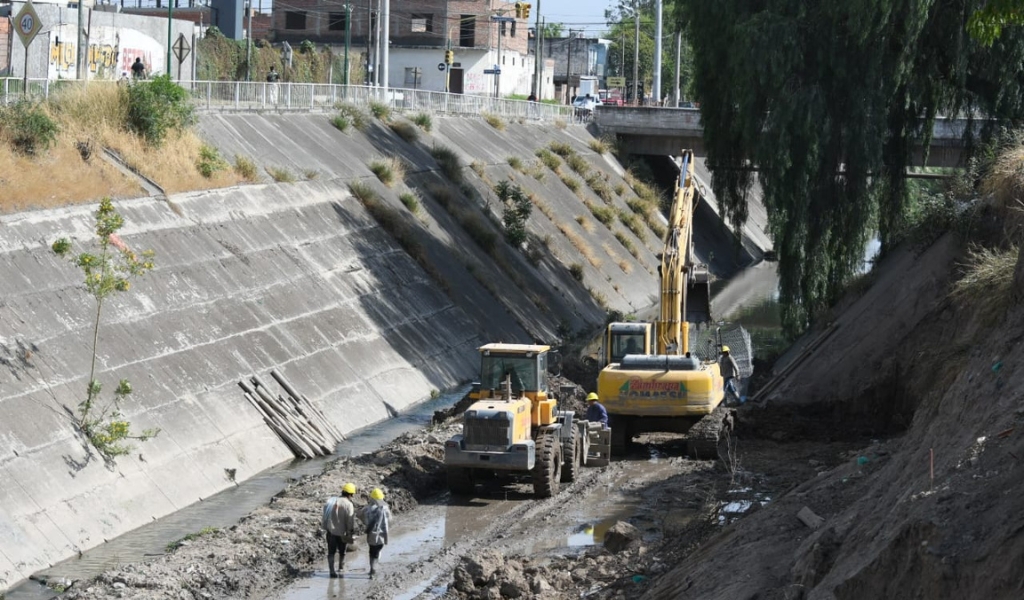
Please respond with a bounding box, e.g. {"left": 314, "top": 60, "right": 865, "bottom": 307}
{"left": 585, "top": 392, "right": 608, "bottom": 427}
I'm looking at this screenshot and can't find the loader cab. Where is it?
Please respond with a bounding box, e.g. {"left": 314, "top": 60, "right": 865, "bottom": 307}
{"left": 477, "top": 343, "right": 550, "bottom": 395}
{"left": 604, "top": 322, "right": 652, "bottom": 365}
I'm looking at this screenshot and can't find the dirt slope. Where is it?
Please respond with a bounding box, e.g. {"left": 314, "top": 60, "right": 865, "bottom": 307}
{"left": 645, "top": 229, "right": 1024, "bottom": 599}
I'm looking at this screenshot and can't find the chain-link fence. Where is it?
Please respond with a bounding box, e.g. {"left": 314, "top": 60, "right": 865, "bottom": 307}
{"left": 690, "top": 323, "right": 754, "bottom": 379}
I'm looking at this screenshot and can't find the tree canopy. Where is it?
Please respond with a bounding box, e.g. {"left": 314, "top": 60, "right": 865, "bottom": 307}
{"left": 676, "top": 0, "right": 1024, "bottom": 333}
{"left": 604, "top": 0, "right": 693, "bottom": 100}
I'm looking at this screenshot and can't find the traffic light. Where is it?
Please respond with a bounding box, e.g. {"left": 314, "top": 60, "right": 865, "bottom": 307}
{"left": 523, "top": 3, "right": 531, "bottom": 19}
{"left": 514, "top": 2, "right": 523, "bottom": 18}
{"left": 444, "top": 49, "right": 454, "bottom": 64}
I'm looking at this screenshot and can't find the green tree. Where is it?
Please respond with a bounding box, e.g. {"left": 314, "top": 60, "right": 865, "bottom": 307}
{"left": 603, "top": 0, "right": 692, "bottom": 101}
{"left": 496, "top": 180, "right": 533, "bottom": 247}
{"left": 969, "top": 0, "right": 1024, "bottom": 44}
{"left": 542, "top": 22, "right": 565, "bottom": 38}
{"left": 52, "top": 198, "right": 159, "bottom": 461}
{"left": 678, "top": 0, "right": 1024, "bottom": 333}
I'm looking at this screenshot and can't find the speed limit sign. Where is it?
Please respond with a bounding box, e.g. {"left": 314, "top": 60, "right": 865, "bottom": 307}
{"left": 15, "top": 0, "right": 42, "bottom": 48}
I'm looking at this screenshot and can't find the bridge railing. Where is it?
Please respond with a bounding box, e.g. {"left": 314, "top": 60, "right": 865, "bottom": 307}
{"left": 1, "top": 78, "right": 575, "bottom": 122}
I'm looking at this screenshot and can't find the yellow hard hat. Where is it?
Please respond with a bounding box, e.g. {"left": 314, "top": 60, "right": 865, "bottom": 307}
{"left": 370, "top": 488, "right": 385, "bottom": 500}
{"left": 722, "top": 345, "right": 730, "bottom": 353}
{"left": 586, "top": 392, "right": 599, "bottom": 401}
{"left": 342, "top": 482, "right": 356, "bottom": 494}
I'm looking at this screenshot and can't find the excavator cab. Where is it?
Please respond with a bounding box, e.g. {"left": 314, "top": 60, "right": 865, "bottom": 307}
{"left": 603, "top": 322, "right": 652, "bottom": 366}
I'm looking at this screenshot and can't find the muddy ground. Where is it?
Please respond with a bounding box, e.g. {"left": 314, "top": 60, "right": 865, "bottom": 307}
{"left": 50, "top": 376, "right": 873, "bottom": 600}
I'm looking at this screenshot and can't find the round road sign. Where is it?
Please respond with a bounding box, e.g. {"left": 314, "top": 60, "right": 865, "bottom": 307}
{"left": 437, "top": 63, "right": 446, "bottom": 71}
{"left": 18, "top": 13, "right": 35, "bottom": 36}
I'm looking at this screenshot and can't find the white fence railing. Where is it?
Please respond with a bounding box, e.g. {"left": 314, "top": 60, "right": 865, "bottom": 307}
{"left": 1, "top": 78, "right": 576, "bottom": 122}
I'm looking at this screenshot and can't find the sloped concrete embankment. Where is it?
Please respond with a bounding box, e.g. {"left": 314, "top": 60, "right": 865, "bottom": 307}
{"left": 0, "top": 183, "right": 484, "bottom": 591}
{"left": 644, "top": 233, "right": 1024, "bottom": 599}
{"left": 0, "top": 113, "right": 670, "bottom": 592}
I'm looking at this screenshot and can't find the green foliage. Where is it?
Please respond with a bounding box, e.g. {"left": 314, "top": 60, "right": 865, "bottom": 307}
{"left": 507, "top": 156, "right": 524, "bottom": 171}
{"left": 588, "top": 201, "right": 615, "bottom": 225}
{"left": 950, "top": 244, "right": 1019, "bottom": 323}
{"left": 560, "top": 173, "right": 582, "bottom": 195}
{"left": 51, "top": 199, "right": 159, "bottom": 461}
{"left": 679, "top": 0, "right": 1024, "bottom": 334}
{"left": 566, "top": 153, "right": 589, "bottom": 176}
{"left": 348, "top": 180, "right": 377, "bottom": 203}
{"left": 266, "top": 166, "right": 294, "bottom": 182}
{"left": 495, "top": 180, "right": 533, "bottom": 247}
{"left": 463, "top": 214, "right": 498, "bottom": 254}
{"left": 548, "top": 141, "right": 573, "bottom": 157}
{"left": 542, "top": 22, "right": 566, "bottom": 37}
{"left": 299, "top": 40, "right": 316, "bottom": 54}
{"left": 969, "top": 0, "right": 1024, "bottom": 45}
{"left": 569, "top": 262, "right": 585, "bottom": 281}
{"left": 334, "top": 103, "right": 369, "bottom": 131}
{"left": 588, "top": 138, "right": 610, "bottom": 155}
{"left": 196, "top": 144, "right": 227, "bottom": 178}
{"left": 535, "top": 148, "right": 561, "bottom": 171}
{"left": 123, "top": 75, "right": 194, "bottom": 146}
{"left": 431, "top": 144, "right": 463, "bottom": 184}
{"left": 0, "top": 101, "right": 58, "bottom": 155}
{"left": 615, "top": 231, "right": 639, "bottom": 258}
{"left": 368, "top": 100, "right": 391, "bottom": 121}
{"left": 614, "top": 183, "right": 626, "bottom": 196}
{"left": 605, "top": 1, "right": 693, "bottom": 101}
{"left": 483, "top": 113, "right": 506, "bottom": 130}
{"left": 234, "top": 155, "right": 258, "bottom": 180}
{"left": 331, "top": 115, "right": 350, "bottom": 132}
{"left": 399, "top": 191, "right": 420, "bottom": 213}
{"left": 390, "top": 119, "right": 420, "bottom": 142}
{"left": 618, "top": 210, "right": 646, "bottom": 242}
{"left": 167, "top": 527, "right": 220, "bottom": 552}
{"left": 411, "top": 113, "right": 433, "bottom": 131}
{"left": 369, "top": 157, "right": 404, "bottom": 187}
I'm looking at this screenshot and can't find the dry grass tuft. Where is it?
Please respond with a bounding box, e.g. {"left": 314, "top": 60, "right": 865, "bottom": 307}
{"left": 984, "top": 144, "right": 1024, "bottom": 207}
{"left": 369, "top": 156, "right": 406, "bottom": 187}
{"left": 389, "top": 119, "right": 420, "bottom": 143}
{"left": 234, "top": 155, "right": 259, "bottom": 181}
{"left": 266, "top": 166, "right": 295, "bottom": 183}
{"left": 950, "top": 245, "right": 1019, "bottom": 322}
{"left": 483, "top": 113, "right": 507, "bottom": 131}
{"left": 575, "top": 215, "right": 594, "bottom": 232}
{"left": 557, "top": 222, "right": 600, "bottom": 268}
{"left": 588, "top": 138, "right": 610, "bottom": 154}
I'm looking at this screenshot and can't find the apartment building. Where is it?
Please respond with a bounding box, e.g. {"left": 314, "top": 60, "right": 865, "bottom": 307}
{"left": 271, "top": 0, "right": 535, "bottom": 95}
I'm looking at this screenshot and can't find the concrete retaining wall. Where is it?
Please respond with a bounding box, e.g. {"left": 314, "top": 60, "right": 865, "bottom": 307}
{"left": 0, "top": 113, "right": 669, "bottom": 591}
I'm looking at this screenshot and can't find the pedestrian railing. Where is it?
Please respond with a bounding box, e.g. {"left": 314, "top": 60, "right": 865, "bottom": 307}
{"left": 1, "top": 77, "right": 575, "bottom": 122}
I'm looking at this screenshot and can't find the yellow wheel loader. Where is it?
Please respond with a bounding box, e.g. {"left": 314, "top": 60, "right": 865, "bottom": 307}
{"left": 444, "top": 343, "right": 611, "bottom": 498}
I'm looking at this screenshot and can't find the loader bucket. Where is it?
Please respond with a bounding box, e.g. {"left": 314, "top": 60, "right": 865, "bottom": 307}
{"left": 686, "top": 280, "right": 712, "bottom": 324}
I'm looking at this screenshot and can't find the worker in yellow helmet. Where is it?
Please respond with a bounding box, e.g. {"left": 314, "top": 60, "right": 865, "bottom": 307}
{"left": 719, "top": 345, "right": 740, "bottom": 405}
{"left": 322, "top": 482, "right": 357, "bottom": 578}
{"left": 585, "top": 392, "right": 608, "bottom": 427}
{"left": 358, "top": 488, "right": 392, "bottom": 579}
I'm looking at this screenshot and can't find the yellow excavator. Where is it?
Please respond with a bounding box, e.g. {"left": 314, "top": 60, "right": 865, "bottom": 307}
{"left": 444, "top": 343, "right": 610, "bottom": 498}
{"left": 596, "top": 150, "right": 731, "bottom": 457}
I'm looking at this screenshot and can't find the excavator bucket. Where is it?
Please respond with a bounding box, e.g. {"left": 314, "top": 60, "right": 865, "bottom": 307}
{"left": 686, "top": 280, "right": 711, "bottom": 323}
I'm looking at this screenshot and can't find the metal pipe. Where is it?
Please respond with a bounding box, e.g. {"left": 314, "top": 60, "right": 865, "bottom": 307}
{"left": 381, "top": 0, "right": 389, "bottom": 92}
{"left": 632, "top": 1, "right": 639, "bottom": 105}
{"left": 653, "top": 0, "right": 662, "bottom": 104}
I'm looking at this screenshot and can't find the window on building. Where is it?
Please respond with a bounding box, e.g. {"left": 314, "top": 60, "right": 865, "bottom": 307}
{"left": 284, "top": 11, "right": 306, "bottom": 30}
{"left": 501, "top": 21, "right": 507, "bottom": 36}
{"left": 328, "top": 12, "right": 347, "bottom": 31}
{"left": 511, "top": 21, "right": 517, "bottom": 37}
{"left": 411, "top": 14, "right": 433, "bottom": 33}
{"left": 460, "top": 15, "right": 475, "bottom": 47}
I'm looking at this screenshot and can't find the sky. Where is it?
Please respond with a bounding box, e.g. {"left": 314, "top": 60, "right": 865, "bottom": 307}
{"left": 537, "top": 0, "right": 615, "bottom": 37}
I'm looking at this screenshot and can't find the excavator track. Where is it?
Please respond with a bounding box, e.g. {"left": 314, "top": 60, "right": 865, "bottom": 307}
{"left": 685, "top": 405, "right": 734, "bottom": 460}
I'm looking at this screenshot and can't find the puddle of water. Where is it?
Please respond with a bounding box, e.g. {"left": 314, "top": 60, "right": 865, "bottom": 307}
{"left": 6, "top": 386, "right": 471, "bottom": 600}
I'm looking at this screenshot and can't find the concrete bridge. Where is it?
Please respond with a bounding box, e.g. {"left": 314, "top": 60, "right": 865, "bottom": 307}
{"left": 595, "top": 106, "right": 981, "bottom": 168}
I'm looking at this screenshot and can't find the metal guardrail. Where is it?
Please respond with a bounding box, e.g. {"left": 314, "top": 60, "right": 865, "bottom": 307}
{"left": 1, "top": 78, "right": 576, "bottom": 122}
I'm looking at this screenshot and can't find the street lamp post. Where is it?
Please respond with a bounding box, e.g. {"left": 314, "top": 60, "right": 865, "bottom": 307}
{"left": 344, "top": 4, "right": 351, "bottom": 85}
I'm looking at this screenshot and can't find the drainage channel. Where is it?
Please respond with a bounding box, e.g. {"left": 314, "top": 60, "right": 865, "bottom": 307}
{"left": 6, "top": 386, "right": 471, "bottom": 600}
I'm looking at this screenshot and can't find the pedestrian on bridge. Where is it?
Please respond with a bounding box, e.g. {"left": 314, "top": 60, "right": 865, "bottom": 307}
{"left": 358, "top": 488, "right": 392, "bottom": 579}
{"left": 322, "top": 482, "right": 357, "bottom": 578}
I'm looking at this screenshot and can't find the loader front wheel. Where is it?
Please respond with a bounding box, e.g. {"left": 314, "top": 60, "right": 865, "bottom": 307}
{"left": 560, "top": 424, "right": 580, "bottom": 483}
{"left": 533, "top": 431, "right": 562, "bottom": 498}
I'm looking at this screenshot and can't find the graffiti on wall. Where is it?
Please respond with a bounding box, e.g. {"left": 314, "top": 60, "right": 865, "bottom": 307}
{"left": 49, "top": 25, "right": 165, "bottom": 80}
{"left": 465, "top": 71, "right": 485, "bottom": 93}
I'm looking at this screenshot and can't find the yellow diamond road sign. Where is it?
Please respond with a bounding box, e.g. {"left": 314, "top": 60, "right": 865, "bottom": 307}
{"left": 15, "top": 0, "right": 43, "bottom": 48}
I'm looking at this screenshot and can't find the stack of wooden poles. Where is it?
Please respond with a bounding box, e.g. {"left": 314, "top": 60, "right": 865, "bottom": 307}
{"left": 238, "top": 370, "right": 345, "bottom": 458}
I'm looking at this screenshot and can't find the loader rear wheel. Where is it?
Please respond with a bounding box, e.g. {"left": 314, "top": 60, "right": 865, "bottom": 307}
{"left": 561, "top": 425, "right": 580, "bottom": 483}
{"left": 533, "top": 431, "right": 562, "bottom": 498}
{"left": 447, "top": 466, "right": 475, "bottom": 496}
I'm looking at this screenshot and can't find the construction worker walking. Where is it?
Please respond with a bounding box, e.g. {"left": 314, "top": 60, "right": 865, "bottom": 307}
{"left": 719, "top": 346, "right": 741, "bottom": 405}
{"left": 322, "top": 482, "right": 357, "bottom": 578}
{"left": 358, "top": 488, "right": 392, "bottom": 579}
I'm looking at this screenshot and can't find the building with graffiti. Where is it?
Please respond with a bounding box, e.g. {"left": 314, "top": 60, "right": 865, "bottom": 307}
{"left": 1, "top": 0, "right": 195, "bottom": 81}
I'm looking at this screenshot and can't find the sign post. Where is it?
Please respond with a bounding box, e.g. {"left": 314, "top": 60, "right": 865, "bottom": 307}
{"left": 172, "top": 33, "right": 191, "bottom": 81}
{"left": 15, "top": 0, "right": 42, "bottom": 94}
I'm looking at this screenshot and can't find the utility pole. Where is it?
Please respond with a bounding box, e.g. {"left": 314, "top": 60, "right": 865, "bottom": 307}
{"left": 245, "top": 0, "right": 253, "bottom": 81}
{"left": 632, "top": 1, "right": 639, "bottom": 105}
{"left": 76, "top": 0, "right": 85, "bottom": 79}
{"left": 565, "top": 29, "right": 574, "bottom": 104}
{"left": 673, "top": 30, "right": 681, "bottom": 107}
{"left": 366, "top": 0, "right": 372, "bottom": 85}
{"left": 653, "top": 0, "right": 662, "bottom": 104}
{"left": 373, "top": 0, "right": 382, "bottom": 85}
{"left": 167, "top": 0, "right": 174, "bottom": 76}
{"left": 382, "top": 0, "right": 389, "bottom": 93}
{"left": 532, "top": 0, "right": 542, "bottom": 98}
{"left": 496, "top": 21, "right": 503, "bottom": 98}
{"left": 344, "top": 4, "right": 351, "bottom": 85}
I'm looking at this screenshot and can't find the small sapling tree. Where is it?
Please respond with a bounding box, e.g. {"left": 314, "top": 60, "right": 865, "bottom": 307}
{"left": 495, "top": 180, "right": 533, "bottom": 248}
{"left": 52, "top": 198, "right": 159, "bottom": 461}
